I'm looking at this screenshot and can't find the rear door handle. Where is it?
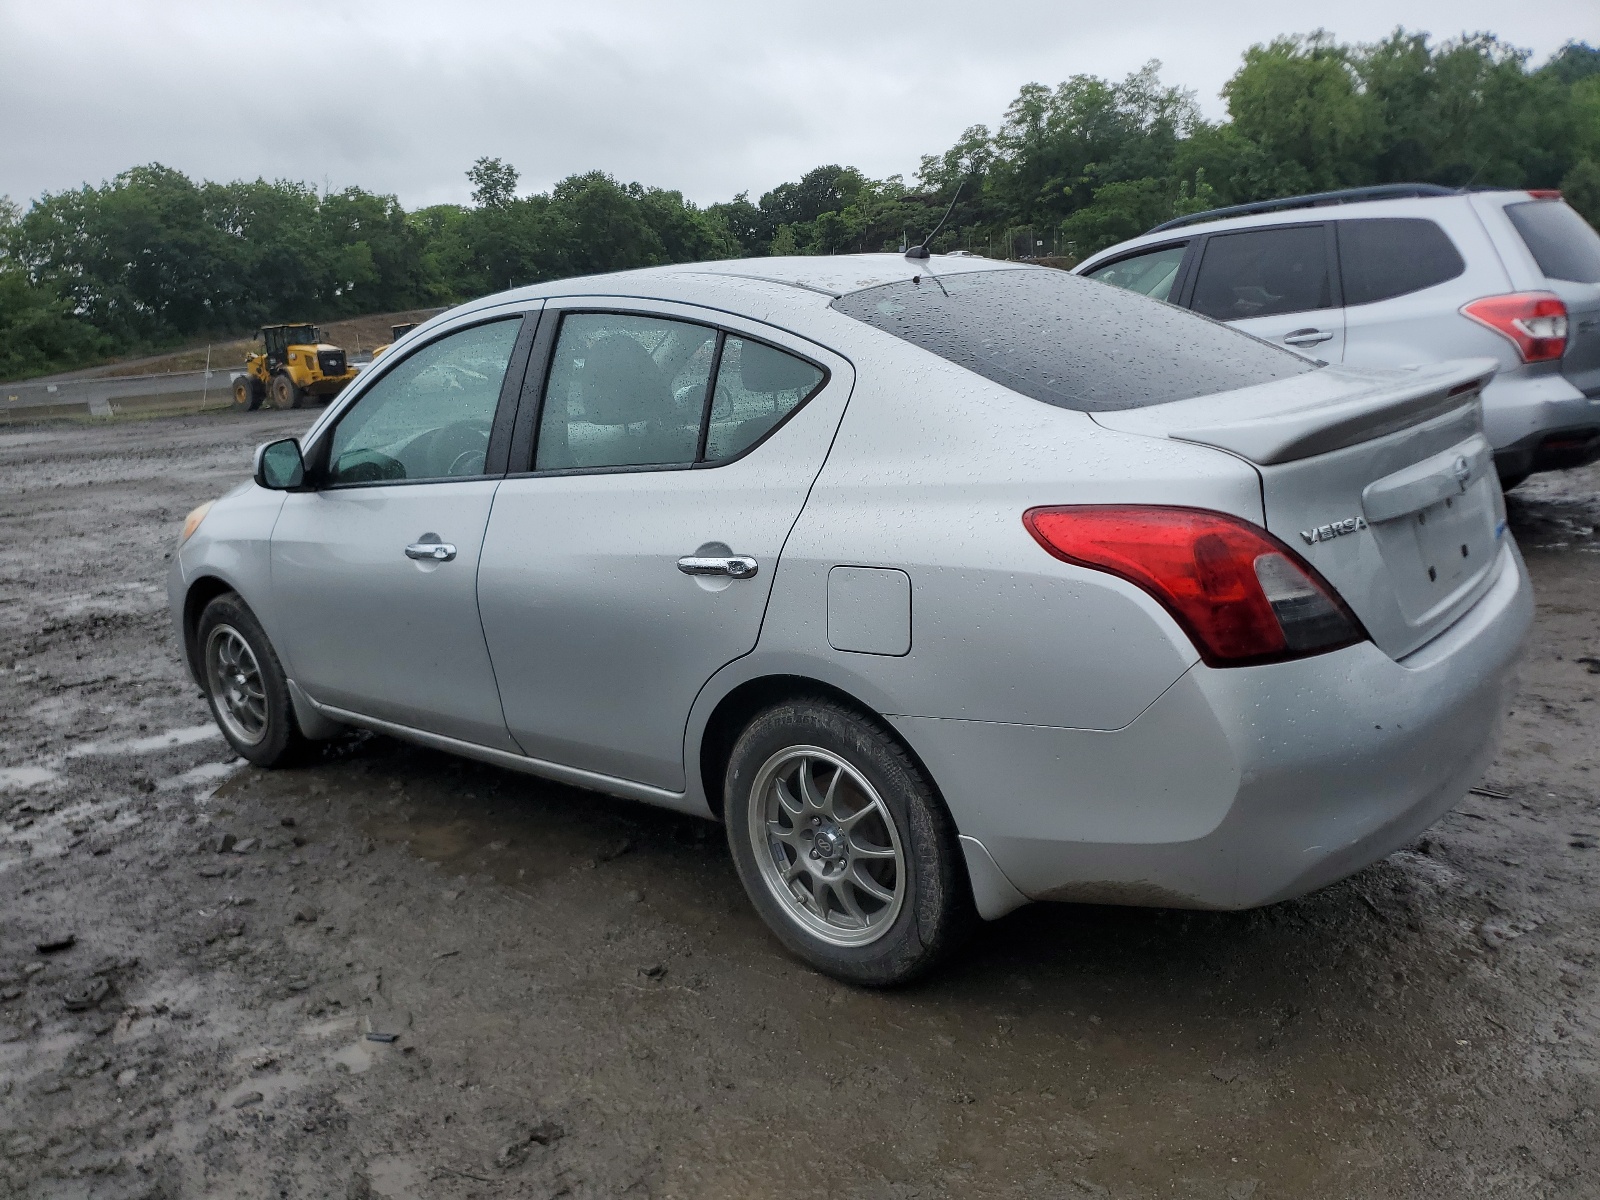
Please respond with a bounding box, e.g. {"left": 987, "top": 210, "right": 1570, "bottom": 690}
{"left": 1283, "top": 328, "right": 1335, "bottom": 347}
{"left": 677, "top": 555, "right": 758, "bottom": 579}
{"left": 406, "top": 540, "right": 457, "bottom": 562}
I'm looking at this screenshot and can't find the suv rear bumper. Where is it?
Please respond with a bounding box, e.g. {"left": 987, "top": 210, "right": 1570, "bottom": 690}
{"left": 894, "top": 540, "right": 1532, "bottom": 913}
{"left": 1483, "top": 370, "right": 1600, "bottom": 479}
{"left": 1494, "top": 423, "right": 1600, "bottom": 480}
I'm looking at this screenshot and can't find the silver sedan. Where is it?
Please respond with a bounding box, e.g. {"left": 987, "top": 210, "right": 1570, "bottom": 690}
{"left": 169, "top": 254, "right": 1532, "bottom": 985}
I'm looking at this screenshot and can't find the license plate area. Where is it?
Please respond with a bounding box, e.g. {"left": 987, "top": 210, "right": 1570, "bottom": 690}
{"left": 1373, "top": 478, "right": 1498, "bottom": 623}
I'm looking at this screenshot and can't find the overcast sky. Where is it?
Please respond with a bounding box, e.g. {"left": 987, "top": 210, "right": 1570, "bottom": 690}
{"left": 1, "top": 0, "right": 1593, "bottom": 211}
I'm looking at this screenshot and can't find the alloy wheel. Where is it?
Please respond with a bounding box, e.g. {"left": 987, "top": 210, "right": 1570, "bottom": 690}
{"left": 748, "top": 746, "right": 906, "bottom": 947}
{"left": 205, "top": 623, "right": 268, "bottom": 746}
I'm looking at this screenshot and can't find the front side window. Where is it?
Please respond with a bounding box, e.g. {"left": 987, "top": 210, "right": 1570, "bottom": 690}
{"left": 704, "top": 337, "right": 825, "bottom": 461}
{"left": 1338, "top": 218, "right": 1465, "bottom": 305}
{"left": 536, "top": 314, "right": 716, "bottom": 470}
{"left": 327, "top": 318, "right": 521, "bottom": 485}
{"left": 1189, "top": 225, "right": 1332, "bottom": 320}
{"left": 1083, "top": 243, "right": 1188, "bottom": 302}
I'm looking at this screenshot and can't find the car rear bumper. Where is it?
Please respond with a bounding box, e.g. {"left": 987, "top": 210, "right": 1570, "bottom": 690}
{"left": 893, "top": 540, "right": 1532, "bottom": 912}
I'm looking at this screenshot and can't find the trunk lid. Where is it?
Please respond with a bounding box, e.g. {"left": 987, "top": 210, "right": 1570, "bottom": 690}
{"left": 1093, "top": 359, "right": 1508, "bottom": 659}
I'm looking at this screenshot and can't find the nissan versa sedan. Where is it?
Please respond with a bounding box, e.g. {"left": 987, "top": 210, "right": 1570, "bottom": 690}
{"left": 170, "top": 254, "right": 1533, "bottom": 986}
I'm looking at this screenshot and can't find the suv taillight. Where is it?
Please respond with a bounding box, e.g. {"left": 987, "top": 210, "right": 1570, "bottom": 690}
{"left": 1023, "top": 506, "right": 1366, "bottom": 667}
{"left": 1461, "top": 292, "right": 1568, "bottom": 363}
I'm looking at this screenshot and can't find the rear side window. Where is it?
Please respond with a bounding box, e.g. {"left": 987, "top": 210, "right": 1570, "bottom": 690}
{"left": 1338, "top": 218, "right": 1465, "bottom": 304}
{"left": 533, "top": 313, "right": 828, "bottom": 470}
{"left": 704, "top": 337, "right": 825, "bottom": 461}
{"left": 831, "top": 268, "right": 1315, "bottom": 413}
{"left": 1083, "top": 243, "right": 1187, "bottom": 302}
{"left": 1505, "top": 201, "right": 1600, "bottom": 284}
{"left": 536, "top": 313, "right": 716, "bottom": 470}
{"left": 1189, "top": 225, "right": 1332, "bottom": 320}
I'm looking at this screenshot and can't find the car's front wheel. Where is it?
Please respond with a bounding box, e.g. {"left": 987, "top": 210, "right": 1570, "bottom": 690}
{"left": 724, "top": 698, "right": 972, "bottom": 986}
{"left": 197, "top": 593, "right": 310, "bottom": 767}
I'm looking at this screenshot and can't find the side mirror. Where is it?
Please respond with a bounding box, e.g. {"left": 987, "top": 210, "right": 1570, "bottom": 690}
{"left": 254, "top": 438, "right": 306, "bottom": 490}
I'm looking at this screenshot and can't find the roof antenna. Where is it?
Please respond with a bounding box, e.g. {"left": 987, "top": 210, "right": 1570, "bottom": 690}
{"left": 905, "top": 178, "right": 966, "bottom": 260}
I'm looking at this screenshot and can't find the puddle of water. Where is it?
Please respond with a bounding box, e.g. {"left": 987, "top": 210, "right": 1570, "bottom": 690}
{"left": 66, "top": 724, "right": 221, "bottom": 759}
{"left": 160, "top": 760, "right": 242, "bottom": 791}
{"left": 0, "top": 765, "right": 58, "bottom": 790}
{"left": 329, "top": 1039, "right": 378, "bottom": 1074}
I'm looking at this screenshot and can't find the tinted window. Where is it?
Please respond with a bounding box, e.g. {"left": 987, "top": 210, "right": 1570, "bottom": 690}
{"left": 1338, "top": 218, "right": 1465, "bottom": 305}
{"left": 327, "top": 318, "right": 520, "bottom": 485}
{"left": 536, "top": 313, "right": 716, "bottom": 470}
{"left": 1084, "top": 243, "right": 1187, "bottom": 301}
{"left": 1189, "top": 225, "right": 1332, "bottom": 320}
{"left": 1506, "top": 201, "right": 1600, "bottom": 284}
{"left": 704, "top": 338, "right": 825, "bottom": 461}
{"left": 831, "top": 268, "right": 1315, "bottom": 413}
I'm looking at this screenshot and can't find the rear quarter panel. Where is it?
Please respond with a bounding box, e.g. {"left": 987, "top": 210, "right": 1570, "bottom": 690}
{"left": 743, "top": 322, "right": 1264, "bottom": 732}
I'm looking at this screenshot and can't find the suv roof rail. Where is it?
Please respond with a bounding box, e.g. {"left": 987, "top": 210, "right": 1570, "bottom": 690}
{"left": 1147, "top": 183, "right": 1464, "bottom": 234}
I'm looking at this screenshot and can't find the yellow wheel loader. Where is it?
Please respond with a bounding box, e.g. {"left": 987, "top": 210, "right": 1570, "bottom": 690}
{"left": 232, "top": 324, "right": 359, "bottom": 412}
{"left": 367, "top": 322, "right": 421, "bottom": 364}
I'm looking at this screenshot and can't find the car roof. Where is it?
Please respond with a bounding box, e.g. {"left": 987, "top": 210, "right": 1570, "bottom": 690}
{"left": 447, "top": 253, "right": 1033, "bottom": 324}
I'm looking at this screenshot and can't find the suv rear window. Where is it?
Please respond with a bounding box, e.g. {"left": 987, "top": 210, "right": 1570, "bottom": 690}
{"left": 1338, "top": 218, "right": 1465, "bottom": 304}
{"left": 831, "top": 268, "right": 1316, "bottom": 413}
{"left": 1506, "top": 201, "right": 1600, "bottom": 284}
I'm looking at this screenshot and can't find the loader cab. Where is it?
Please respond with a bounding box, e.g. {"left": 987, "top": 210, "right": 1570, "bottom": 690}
{"left": 262, "top": 324, "right": 318, "bottom": 369}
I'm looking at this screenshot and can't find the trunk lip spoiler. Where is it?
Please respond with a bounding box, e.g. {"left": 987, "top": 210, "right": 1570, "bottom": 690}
{"left": 1091, "top": 358, "right": 1499, "bottom": 466}
{"left": 1360, "top": 433, "right": 1494, "bottom": 524}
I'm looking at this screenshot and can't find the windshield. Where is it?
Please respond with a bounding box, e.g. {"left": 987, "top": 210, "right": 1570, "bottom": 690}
{"left": 831, "top": 268, "right": 1316, "bottom": 413}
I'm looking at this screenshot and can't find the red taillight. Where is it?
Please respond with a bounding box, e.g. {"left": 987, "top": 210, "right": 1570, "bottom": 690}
{"left": 1461, "top": 292, "right": 1568, "bottom": 363}
{"left": 1526, "top": 189, "right": 1562, "bottom": 200}
{"left": 1023, "top": 506, "right": 1366, "bottom": 667}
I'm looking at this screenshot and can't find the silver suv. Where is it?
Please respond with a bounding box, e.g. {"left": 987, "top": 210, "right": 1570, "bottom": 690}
{"left": 1074, "top": 184, "right": 1600, "bottom": 487}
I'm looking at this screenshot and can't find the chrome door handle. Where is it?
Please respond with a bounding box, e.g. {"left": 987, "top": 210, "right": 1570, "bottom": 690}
{"left": 1283, "top": 328, "right": 1335, "bottom": 347}
{"left": 405, "top": 541, "right": 457, "bottom": 562}
{"left": 677, "top": 555, "right": 758, "bottom": 579}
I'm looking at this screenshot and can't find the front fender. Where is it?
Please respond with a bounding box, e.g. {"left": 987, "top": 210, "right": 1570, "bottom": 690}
{"left": 170, "top": 485, "right": 287, "bottom": 681}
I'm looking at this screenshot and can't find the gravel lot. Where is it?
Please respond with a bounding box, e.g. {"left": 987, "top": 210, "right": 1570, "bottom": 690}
{"left": 1, "top": 410, "right": 1597, "bottom": 1199}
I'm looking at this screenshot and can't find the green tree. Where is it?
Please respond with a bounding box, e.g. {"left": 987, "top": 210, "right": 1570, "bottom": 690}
{"left": 467, "top": 157, "right": 520, "bottom": 209}
{"left": 1562, "top": 159, "right": 1600, "bottom": 227}
{"left": 1222, "top": 33, "right": 1379, "bottom": 194}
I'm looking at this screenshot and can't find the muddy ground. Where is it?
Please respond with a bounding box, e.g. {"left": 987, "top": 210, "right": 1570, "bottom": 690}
{"left": 0, "top": 411, "right": 1597, "bottom": 1199}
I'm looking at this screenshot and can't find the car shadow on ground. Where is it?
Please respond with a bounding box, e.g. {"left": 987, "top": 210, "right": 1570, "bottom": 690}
{"left": 311, "top": 730, "right": 1457, "bottom": 1055}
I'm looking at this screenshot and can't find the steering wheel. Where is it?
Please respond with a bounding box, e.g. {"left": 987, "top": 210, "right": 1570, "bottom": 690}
{"left": 429, "top": 420, "right": 491, "bottom": 477}
{"left": 331, "top": 450, "right": 405, "bottom": 483}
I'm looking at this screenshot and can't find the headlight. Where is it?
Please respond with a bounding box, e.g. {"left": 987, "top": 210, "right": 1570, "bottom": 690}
{"left": 181, "top": 501, "right": 215, "bottom": 543}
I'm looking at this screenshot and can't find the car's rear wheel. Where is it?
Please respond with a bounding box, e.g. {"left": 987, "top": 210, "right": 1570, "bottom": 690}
{"left": 197, "top": 593, "right": 310, "bottom": 767}
{"left": 271, "top": 373, "right": 302, "bottom": 410}
{"left": 723, "top": 698, "right": 972, "bottom": 986}
{"left": 232, "top": 375, "right": 263, "bottom": 412}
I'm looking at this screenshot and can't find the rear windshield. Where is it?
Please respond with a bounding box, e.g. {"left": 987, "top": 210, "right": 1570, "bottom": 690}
{"left": 1506, "top": 201, "right": 1600, "bottom": 284}
{"left": 831, "top": 268, "right": 1316, "bottom": 413}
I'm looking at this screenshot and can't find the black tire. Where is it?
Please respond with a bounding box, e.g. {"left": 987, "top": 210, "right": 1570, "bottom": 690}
{"left": 232, "top": 375, "right": 263, "bottom": 412}
{"left": 196, "top": 593, "right": 311, "bottom": 768}
{"left": 271, "top": 373, "right": 302, "bottom": 410}
{"left": 723, "top": 698, "right": 973, "bottom": 986}
{"left": 1498, "top": 470, "right": 1530, "bottom": 492}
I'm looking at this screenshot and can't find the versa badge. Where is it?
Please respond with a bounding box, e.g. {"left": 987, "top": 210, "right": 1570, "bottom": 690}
{"left": 1300, "top": 516, "right": 1368, "bottom": 546}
